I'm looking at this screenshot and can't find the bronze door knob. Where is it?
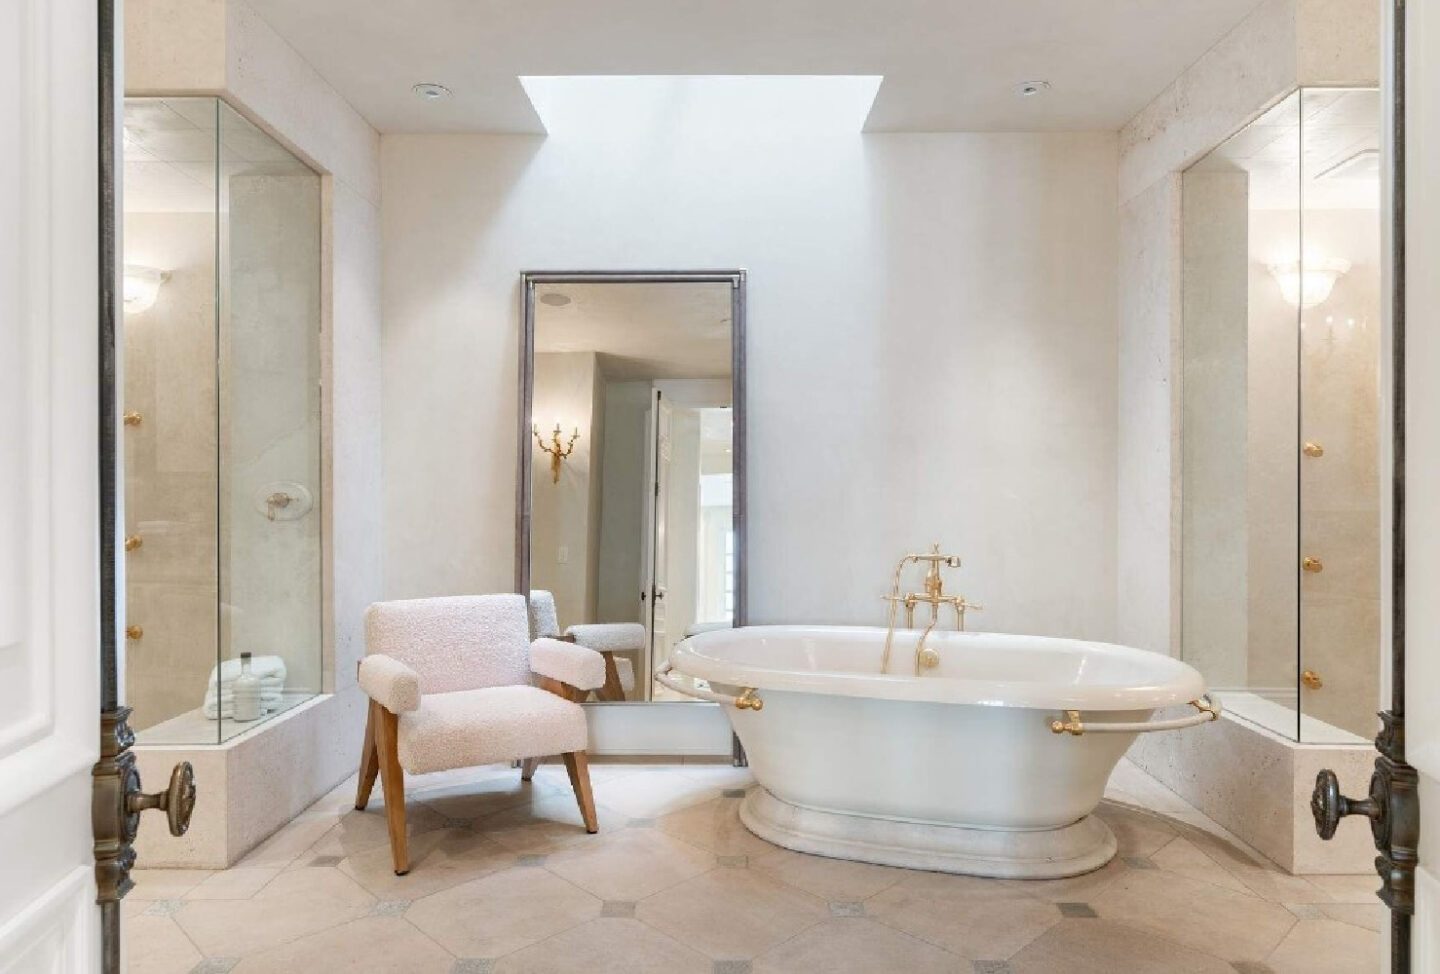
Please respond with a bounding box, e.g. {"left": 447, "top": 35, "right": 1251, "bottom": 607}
{"left": 127, "top": 761, "right": 197, "bottom": 837}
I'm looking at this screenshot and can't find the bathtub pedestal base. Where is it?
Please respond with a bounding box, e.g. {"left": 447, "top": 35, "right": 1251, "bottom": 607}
{"left": 740, "top": 787, "right": 1117, "bottom": 879}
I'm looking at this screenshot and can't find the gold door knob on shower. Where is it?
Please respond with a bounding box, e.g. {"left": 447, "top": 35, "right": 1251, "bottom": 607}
{"left": 123, "top": 411, "right": 143, "bottom": 427}
{"left": 1303, "top": 442, "right": 1324, "bottom": 458}
{"left": 1302, "top": 669, "right": 1324, "bottom": 690}
{"left": 126, "top": 625, "right": 143, "bottom": 640}
{"left": 1302, "top": 556, "right": 1324, "bottom": 573}
{"left": 124, "top": 534, "right": 143, "bottom": 552}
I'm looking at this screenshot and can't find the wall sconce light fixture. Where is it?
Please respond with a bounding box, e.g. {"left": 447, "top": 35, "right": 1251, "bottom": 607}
{"left": 1267, "top": 257, "right": 1351, "bottom": 310}
{"left": 123, "top": 264, "right": 170, "bottom": 315}
{"left": 534, "top": 422, "right": 580, "bottom": 484}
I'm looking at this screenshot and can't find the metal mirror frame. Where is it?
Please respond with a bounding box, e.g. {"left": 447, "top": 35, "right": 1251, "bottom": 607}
{"left": 514, "top": 269, "right": 748, "bottom": 703}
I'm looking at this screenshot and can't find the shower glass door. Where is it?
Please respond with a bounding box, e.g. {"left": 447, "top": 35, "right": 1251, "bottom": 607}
{"left": 121, "top": 97, "right": 323, "bottom": 743}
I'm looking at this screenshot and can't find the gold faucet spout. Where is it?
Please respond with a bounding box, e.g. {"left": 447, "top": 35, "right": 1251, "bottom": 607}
{"left": 879, "top": 544, "right": 977, "bottom": 675}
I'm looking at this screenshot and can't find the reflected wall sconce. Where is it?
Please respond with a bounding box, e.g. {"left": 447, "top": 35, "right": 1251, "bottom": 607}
{"left": 534, "top": 422, "right": 580, "bottom": 484}
{"left": 1267, "top": 258, "right": 1351, "bottom": 310}
{"left": 123, "top": 264, "right": 170, "bottom": 315}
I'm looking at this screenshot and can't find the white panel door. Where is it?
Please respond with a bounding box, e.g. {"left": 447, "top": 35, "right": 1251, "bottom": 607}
{"left": 637, "top": 389, "right": 672, "bottom": 697}
{"left": 0, "top": 0, "right": 103, "bottom": 968}
{"left": 1406, "top": 0, "right": 1439, "bottom": 965}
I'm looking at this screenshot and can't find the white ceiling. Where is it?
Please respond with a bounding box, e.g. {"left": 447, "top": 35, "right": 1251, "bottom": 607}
{"left": 243, "top": 0, "right": 1267, "bottom": 133}
{"left": 534, "top": 282, "right": 732, "bottom": 380}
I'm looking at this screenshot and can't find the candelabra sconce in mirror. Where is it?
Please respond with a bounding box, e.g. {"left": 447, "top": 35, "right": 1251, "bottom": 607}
{"left": 534, "top": 422, "right": 580, "bottom": 484}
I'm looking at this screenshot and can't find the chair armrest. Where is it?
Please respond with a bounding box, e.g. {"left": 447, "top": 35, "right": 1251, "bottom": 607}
{"left": 531, "top": 637, "right": 607, "bottom": 691}
{"left": 358, "top": 655, "right": 422, "bottom": 714}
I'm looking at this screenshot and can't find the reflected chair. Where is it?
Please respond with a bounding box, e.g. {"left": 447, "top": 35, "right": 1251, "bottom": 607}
{"left": 355, "top": 593, "right": 607, "bottom": 875}
{"left": 528, "top": 590, "right": 639, "bottom": 702}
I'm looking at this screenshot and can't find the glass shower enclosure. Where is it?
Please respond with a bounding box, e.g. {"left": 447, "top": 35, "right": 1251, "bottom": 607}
{"left": 1180, "top": 88, "right": 1382, "bottom": 744}
{"left": 122, "top": 97, "right": 322, "bottom": 744}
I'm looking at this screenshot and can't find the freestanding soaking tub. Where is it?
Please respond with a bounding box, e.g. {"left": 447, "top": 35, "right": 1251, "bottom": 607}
{"left": 657, "top": 626, "right": 1218, "bottom": 878}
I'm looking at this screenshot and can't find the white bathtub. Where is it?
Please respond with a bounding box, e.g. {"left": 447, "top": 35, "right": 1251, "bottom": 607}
{"left": 664, "top": 625, "right": 1215, "bottom": 878}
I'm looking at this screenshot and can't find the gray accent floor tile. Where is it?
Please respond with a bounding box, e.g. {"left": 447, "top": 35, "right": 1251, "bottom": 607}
{"left": 628, "top": 817, "right": 657, "bottom": 829}
{"left": 713, "top": 962, "right": 752, "bottom": 974}
{"left": 717, "top": 855, "right": 748, "bottom": 868}
{"left": 143, "top": 900, "right": 185, "bottom": 917}
{"left": 514, "top": 854, "right": 547, "bottom": 867}
{"left": 1231, "top": 963, "right": 1276, "bottom": 974}
{"left": 308, "top": 855, "right": 343, "bottom": 867}
{"left": 829, "top": 901, "right": 866, "bottom": 917}
{"left": 453, "top": 960, "right": 497, "bottom": 974}
{"left": 973, "top": 963, "right": 1012, "bottom": 974}
{"left": 1121, "top": 856, "right": 1157, "bottom": 869}
{"left": 373, "top": 899, "right": 411, "bottom": 916}
{"left": 189, "top": 960, "right": 239, "bottom": 974}
{"left": 722, "top": 789, "right": 747, "bottom": 798}
{"left": 602, "top": 900, "right": 636, "bottom": 918}
{"left": 1057, "top": 902, "right": 1097, "bottom": 918}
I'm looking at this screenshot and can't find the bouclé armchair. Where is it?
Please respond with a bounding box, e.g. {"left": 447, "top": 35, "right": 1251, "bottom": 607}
{"left": 355, "top": 593, "right": 607, "bottom": 874}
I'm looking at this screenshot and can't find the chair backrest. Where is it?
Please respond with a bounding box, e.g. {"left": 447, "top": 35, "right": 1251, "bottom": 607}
{"left": 528, "top": 590, "right": 560, "bottom": 640}
{"left": 364, "top": 593, "right": 531, "bottom": 693}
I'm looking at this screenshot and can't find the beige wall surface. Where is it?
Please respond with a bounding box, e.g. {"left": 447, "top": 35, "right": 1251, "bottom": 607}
{"left": 381, "top": 130, "right": 1120, "bottom": 638}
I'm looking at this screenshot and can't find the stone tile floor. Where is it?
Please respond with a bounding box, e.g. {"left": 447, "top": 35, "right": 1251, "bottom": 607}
{"left": 126, "top": 758, "right": 1381, "bottom": 974}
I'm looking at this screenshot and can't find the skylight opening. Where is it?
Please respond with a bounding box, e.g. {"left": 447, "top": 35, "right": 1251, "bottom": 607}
{"left": 518, "top": 75, "right": 883, "bottom": 136}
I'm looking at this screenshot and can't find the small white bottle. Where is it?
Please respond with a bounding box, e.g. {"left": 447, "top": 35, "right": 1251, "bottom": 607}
{"left": 231, "top": 652, "right": 263, "bottom": 722}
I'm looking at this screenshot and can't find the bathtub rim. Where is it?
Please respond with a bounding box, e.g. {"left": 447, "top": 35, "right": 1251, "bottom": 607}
{"left": 671, "top": 624, "right": 1206, "bottom": 712}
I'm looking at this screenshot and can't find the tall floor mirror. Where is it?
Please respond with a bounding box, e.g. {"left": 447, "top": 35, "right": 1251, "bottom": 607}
{"left": 517, "top": 271, "right": 746, "bottom": 703}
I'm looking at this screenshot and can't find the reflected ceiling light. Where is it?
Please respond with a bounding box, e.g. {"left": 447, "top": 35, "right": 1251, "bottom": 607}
{"left": 123, "top": 264, "right": 169, "bottom": 315}
{"left": 1016, "top": 80, "right": 1051, "bottom": 97}
{"left": 1268, "top": 258, "right": 1351, "bottom": 310}
{"left": 539, "top": 292, "right": 572, "bottom": 307}
{"left": 412, "top": 83, "right": 452, "bottom": 101}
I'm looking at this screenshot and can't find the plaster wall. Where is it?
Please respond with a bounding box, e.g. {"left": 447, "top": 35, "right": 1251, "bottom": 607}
{"left": 381, "top": 130, "right": 1121, "bottom": 640}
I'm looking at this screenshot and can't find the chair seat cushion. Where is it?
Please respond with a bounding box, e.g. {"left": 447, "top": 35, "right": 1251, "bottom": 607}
{"left": 396, "top": 684, "right": 588, "bottom": 775}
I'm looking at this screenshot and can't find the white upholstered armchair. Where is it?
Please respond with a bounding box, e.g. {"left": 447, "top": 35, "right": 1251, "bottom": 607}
{"left": 355, "top": 593, "right": 607, "bottom": 875}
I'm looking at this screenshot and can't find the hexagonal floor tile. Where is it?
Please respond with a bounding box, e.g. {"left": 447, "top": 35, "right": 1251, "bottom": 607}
{"left": 405, "top": 865, "right": 600, "bottom": 958}
{"left": 228, "top": 916, "right": 453, "bottom": 974}
{"left": 493, "top": 917, "right": 712, "bottom": 974}
{"left": 635, "top": 866, "right": 826, "bottom": 960}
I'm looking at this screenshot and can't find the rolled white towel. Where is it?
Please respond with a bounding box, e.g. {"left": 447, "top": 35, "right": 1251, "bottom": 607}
{"left": 203, "top": 677, "right": 285, "bottom": 709}
{"left": 202, "top": 692, "right": 285, "bottom": 721}
{"left": 566, "top": 622, "right": 646, "bottom": 653}
{"left": 203, "top": 655, "right": 288, "bottom": 721}
{"left": 207, "top": 655, "right": 286, "bottom": 689}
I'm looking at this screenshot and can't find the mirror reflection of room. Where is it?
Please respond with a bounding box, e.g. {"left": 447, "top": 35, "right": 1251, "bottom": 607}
{"left": 529, "top": 281, "right": 734, "bottom": 702}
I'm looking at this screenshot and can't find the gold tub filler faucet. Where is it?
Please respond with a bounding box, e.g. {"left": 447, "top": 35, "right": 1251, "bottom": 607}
{"left": 880, "top": 543, "right": 983, "bottom": 675}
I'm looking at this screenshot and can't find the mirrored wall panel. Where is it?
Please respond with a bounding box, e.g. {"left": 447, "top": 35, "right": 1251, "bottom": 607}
{"left": 1181, "top": 88, "right": 1381, "bottom": 744}
{"left": 521, "top": 276, "right": 742, "bottom": 702}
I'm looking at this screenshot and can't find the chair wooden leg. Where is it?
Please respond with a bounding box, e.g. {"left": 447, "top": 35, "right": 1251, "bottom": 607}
{"left": 521, "top": 756, "right": 540, "bottom": 781}
{"left": 373, "top": 704, "right": 409, "bottom": 874}
{"left": 562, "top": 751, "right": 598, "bottom": 834}
{"left": 355, "top": 702, "right": 380, "bottom": 810}
{"left": 594, "top": 651, "right": 626, "bottom": 702}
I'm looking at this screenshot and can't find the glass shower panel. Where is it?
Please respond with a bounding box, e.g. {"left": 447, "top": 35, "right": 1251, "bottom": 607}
{"left": 1181, "top": 92, "right": 1302, "bottom": 741}
{"left": 122, "top": 96, "right": 322, "bottom": 744}
{"left": 121, "top": 97, "right": 223, "bottom": 744}
{"left": 216, "top": 102, "right": 323, "bottom": 739}
{"left": 1181, "top": 88, "right": 1383, "bottom": 743}
{"left": 1297, "top": 88, "right": 1382, "bottom": 743}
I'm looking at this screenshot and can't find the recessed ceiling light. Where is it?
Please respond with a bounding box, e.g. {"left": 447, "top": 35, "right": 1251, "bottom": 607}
{"left": 412, "top": 83, "right": 452, "bottom": 102}
{"left": 1016, "top": 80, "right": 1051, "bottom": 97}
{"left": 539, "top": 292, "right": 572, "bottom": 307}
